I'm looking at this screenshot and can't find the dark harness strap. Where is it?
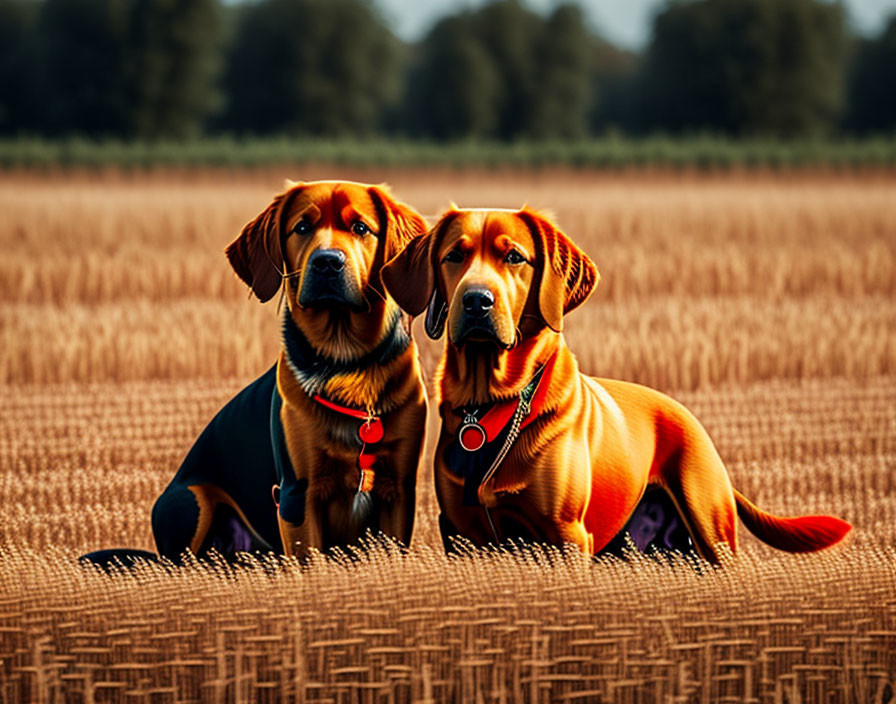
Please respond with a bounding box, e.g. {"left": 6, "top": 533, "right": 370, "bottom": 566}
{"left": 269, "top": 382, "right": 290, "bottom": 487}
{"left": 269, "top": 380, "right": 307, "bottom": 528}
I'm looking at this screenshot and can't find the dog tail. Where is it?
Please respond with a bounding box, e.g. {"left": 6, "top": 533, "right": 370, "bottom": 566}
{"left": 733, "top": 489, "right": 851, "bottom": 552}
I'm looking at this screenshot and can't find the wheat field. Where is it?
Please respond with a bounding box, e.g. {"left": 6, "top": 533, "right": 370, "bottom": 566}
{"left": 0, "top": 169, "right": 894, "bottom": 702}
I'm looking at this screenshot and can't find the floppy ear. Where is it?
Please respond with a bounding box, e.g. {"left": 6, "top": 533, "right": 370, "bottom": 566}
{"left": 381, "top": 212, "right": 456, "bottom": 340}
{"left": 225, "top": 186, "right": 297, "bottom": 302}
{"left": 367, "top": 184, "right": 428, "bottom": 266}
{"left": 518, "top": 208, "right": 599, "bottom": 332}
{"left": 380, "top": 229, "right": 434, "bottom": 317}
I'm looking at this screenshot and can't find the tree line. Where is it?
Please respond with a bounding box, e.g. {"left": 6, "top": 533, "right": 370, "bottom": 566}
{"left": 0, "top": 0, "right": 894, "bottom": 140}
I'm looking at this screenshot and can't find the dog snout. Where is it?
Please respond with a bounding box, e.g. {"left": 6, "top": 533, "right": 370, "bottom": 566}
{"left": 452, "top": 284, "right": 503, "bottom": 345}
{"left": 309, "top": 249, "right": 346, "bottom": 274}
{"left": 462, "top": 287, "right": 494, "bottom": 319}
{"left": 298, "top": 248, "right": 364, "bottom": 309}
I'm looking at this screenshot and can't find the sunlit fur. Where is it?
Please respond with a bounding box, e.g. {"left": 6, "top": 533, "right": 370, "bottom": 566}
{"left": 439, "top": 211, "right": 535, "bottom": 351}
{"left": 223, "top": 180, "right": 428, "bottom": 557}
{"left": 382, "top": 206, "right": 851, "bottom": 564}
{"left": 283, "top": 183, "right": 390, "bottom": 360}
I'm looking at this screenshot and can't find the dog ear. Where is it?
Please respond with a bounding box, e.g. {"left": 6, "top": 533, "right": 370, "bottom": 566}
{"left": 380, "top": 228, "right": 434, "bottom": 317}
{"left": 423, "top": 288, "right": 448, "bottom": 340}
{"left": 367, "top": 184, "right": 428, "bottom": 265}
{"left": 381, "top": 211, "right": 456, "bottom": 340}
{"left": 225, "top": 185, "right": 300, "bottom": 302}
{"left": 518, "top": 208, "right": 599, "bottom": 332}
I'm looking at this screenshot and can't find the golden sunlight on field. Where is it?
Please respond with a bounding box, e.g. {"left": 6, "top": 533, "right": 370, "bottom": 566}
{"left": 1, "top": 169, "right": 894, "bottom": 702}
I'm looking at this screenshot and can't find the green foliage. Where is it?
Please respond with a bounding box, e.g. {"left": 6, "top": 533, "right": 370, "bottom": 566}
{"left": 404, "top": 13, "right": 503, "bottom": 139}
{"left": 2, "top": 135, "right": 896, "bottom": 170}
{"left": 35, "top": 0, "right": 220, "bottom": 138}
{"left": 222, "top": 0, "right": 401, "bottom": 136}
{"left": 127, "top": 0, "right": 223, "bottom": 139}
{"left": 0, "top": 0, "right": 40, "bottom": 134}
{"left": 529, "top": 5, "right": 593, "bottom": 139}
{"left": 39, "top": 0, "right": 132, "bottom": 136}
{"left": 473, "top": 1, "right": 541, "bottom": 138}
{"left": 2, "top": 0, "right": 894, "bottom": 141}
{"left": 845, "top": 16, "right": 896, "bottom": 133}
{"left": 640, "top": 0, "right": 848, "bottom": 137}
{"left": 589, "top": 39, "right": 639, "bottom": 132}
{"left": 408, "top": 1, "right": 593, "bottom": 140}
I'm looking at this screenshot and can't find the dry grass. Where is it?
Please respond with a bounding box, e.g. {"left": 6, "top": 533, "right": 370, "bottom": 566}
{"left": 2, "top": 171, "right": 895, "bottom": 388}
{"left": 1, "top": 543, "right": 894, "bottom": 703}
{"left": 0, "top": 169, "right": 894, "bottom": 702}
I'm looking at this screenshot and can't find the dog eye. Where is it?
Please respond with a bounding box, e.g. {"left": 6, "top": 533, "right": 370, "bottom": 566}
{"left": 293, "top": 219, "right": 314, "bottom": 236}
{"left": 504, "top": 249, "right": 526, "bottom": 265}
{"left": 443, "top": 248, "right": 465, "bottom": 263}
{"left": 351, "top": 221, "right": 370, "bottom": 236}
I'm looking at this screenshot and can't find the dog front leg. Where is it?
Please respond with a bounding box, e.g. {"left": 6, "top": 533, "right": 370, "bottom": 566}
{"left": 374, "top": 413, "right": 425, "bottom": 546}
{"left": 278, "top": 496, "right": 324, "bottom": 559}
{"left": 376, "top": 474, "right": 416, "bottom": 547}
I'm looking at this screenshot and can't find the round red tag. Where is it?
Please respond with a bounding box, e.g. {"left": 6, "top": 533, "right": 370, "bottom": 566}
{"left": 459, "top": 423, "right": 487, "bottom": 452}
{"left": 358, "top": 418, "right": 384, "bottom": 444}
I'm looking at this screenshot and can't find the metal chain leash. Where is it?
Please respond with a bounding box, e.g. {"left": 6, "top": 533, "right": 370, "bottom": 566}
{"left": 479, "top": 392, "right": 534, "bottom": 544}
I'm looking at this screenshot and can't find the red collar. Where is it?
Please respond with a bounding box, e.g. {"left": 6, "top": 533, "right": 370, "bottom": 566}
{"left": 313, "top": 394, "right": 384, "bottom": 445}
{"left": 457, "top": 350, "right": 558, "bottom": 452}
{"left": 312, "top": 394, "right": 381, "bottom": 492}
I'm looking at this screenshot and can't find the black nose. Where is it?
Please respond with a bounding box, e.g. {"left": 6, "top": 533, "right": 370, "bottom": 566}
{"left": 310, "top": 249, "right": 346, "bottom": 273}
{"left": 462, "top": 287, "right": 494, "bottom": 318}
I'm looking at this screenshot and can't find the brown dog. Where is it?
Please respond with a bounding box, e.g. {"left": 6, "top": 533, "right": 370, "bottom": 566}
{"left": 150, "top": 181, "right": 428, "bottom": 561}
{"left": 382, "top": 207, "right": 851, "bottom": 563}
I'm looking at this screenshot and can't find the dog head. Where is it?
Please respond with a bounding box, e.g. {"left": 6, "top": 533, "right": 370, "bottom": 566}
{"left": 382, "top": 206, "right": 598, "bottom": 348}
{"left": 226, "top": 179, "right": 426, "bottom": 314}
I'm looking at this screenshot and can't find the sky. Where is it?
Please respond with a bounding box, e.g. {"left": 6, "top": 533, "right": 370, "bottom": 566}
{"left": 372, "top": 0, "right": 896, "bottom": 49}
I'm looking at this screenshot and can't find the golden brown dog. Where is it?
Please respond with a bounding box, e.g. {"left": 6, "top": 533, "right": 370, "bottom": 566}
{"left": 150, "top": 181, "right": 428, "bottom": 561}
{"left": 382, "top": 207, "right": 851, "bottom": 563}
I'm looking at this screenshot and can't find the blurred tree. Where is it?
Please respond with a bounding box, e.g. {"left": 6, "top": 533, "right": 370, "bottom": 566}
{"left": 127, "top": 0, "right": 222, "bottom": 139}
{"left": 223, "top": 0, "right": 402, "bottom": 135}
{"left": 39, "top": 0, "right": 131, "bottom": 136}
{"left": 640, "top": 0, "right": 848, "bottom": 136}
{"left": 590, "top": 39, "right": 639, "bottom": 132}
{"left": 529, "top": 4, "right": 592, "bottom": 139}
{"left": 404, "top": 14, "right": 502, "bottom": 139}
{"left": 845, "top": 15, "right": 896, "bottom": 133}
{"left": 472, "top": 0, "right": 540, "bottom": 138}
{"left": 0, "top": 0, "right": 40, "bottom": 134}
{"left": 8, "top": 0, "right": 889, "bottom": 141}
{"left": 408, "top": 0, "right": 593, "bottom": 140}
{"left": 37, "top": 0, "right": 221, "bottom": 138}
